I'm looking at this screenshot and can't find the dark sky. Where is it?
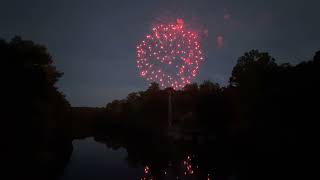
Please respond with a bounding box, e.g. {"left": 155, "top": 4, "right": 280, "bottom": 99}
{"left": 1, "top": 0, "right": 319, "bottom": 107}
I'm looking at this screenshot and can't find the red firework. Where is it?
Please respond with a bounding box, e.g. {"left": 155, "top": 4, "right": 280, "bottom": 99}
{"left": 136, "top": 19, "right": 204, "bottom": 89}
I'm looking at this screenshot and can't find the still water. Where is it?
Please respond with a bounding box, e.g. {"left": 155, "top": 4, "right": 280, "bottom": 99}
{"left": 60, "top": 137, "right": 222, "bottom": 180}
{"left": 60, "top": 137, "right": 143, "bottom": 180}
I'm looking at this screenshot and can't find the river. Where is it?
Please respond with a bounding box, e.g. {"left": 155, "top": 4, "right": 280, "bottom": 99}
{"left": 60, "top": 136, "right": 237, "bottom": 180}
{"left": 60, "top": 137, "right": 143, "bottom": 180}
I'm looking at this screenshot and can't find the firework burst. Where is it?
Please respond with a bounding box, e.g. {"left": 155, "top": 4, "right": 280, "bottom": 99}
{"left": 136, "top": 19, "right": 204, "bottom": 89}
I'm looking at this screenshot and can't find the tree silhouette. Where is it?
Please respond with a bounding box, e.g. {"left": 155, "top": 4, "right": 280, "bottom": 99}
{"left": 2, "top": 36, "right": 72, "bottom": 180}
{"left": 229, "top": 50, "right": 277, "bottom": 89}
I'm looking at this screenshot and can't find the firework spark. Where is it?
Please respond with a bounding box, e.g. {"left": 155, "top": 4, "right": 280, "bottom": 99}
{"left": 136, "top": 19, "right": 204, "bottom": 89}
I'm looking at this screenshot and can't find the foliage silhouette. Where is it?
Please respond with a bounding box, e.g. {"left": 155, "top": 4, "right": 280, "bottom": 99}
{"left": 2, "top": 36, "right": 72, "bottom": 180}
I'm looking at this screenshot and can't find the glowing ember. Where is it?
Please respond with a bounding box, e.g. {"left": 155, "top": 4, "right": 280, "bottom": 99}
{"left": 144, "top": 166, "right": 150, "bottom": 174}
{"left": 140, "top": 165, "right": 153, "bottom": 180}
{"left": 183, "top": 155, "right": 195, "bottom": 176}
{"left": 136, "top": 19, "right": 204, "bottom": 89}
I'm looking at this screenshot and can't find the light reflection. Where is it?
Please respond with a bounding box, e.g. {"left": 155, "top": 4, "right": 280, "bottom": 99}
{"left": 140, "top": 165, "right": 154, "bottom": 180}
{"left": 139, "top": 154, "right": 215, "bottom": 180}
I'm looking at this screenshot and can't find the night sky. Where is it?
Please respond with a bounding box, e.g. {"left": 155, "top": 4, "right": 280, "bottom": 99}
{"left": 1, "top": 0, "right": 319, "bottom": 107}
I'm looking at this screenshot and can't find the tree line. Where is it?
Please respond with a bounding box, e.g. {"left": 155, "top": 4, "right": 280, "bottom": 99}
{"left": 2, "top": 36, "right": 72, "bottom": 180}
{"left": 96, "top": 49, "right": 320, "bottom": 143}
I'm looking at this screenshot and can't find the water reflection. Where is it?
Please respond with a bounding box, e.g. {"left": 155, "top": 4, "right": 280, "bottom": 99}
{"left": 140, "top": 155, "right": 215, "bottom": 180}
{"left": 140, "top": 165, "right": 153, "bottom": 180}
{"left": 60, "top": 138, "right": 143, "bottom": 180}
{"left": 60, "top": 114, "right": 300, "bottom": 180}
{"left": 183, "top": 155, "right": 194, "bottom": 175}
{"left": 61, "top": 137, "right": 223, "bottom": 180}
